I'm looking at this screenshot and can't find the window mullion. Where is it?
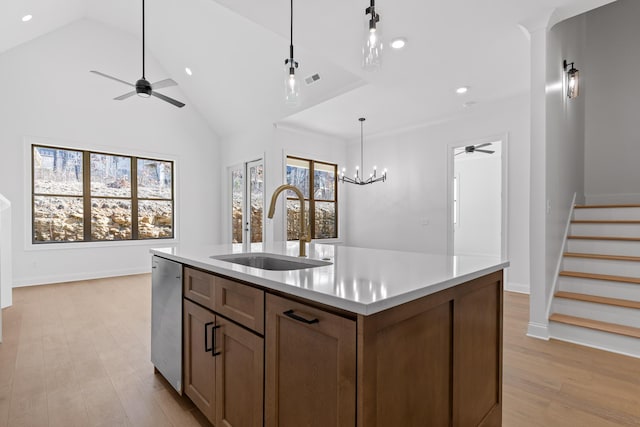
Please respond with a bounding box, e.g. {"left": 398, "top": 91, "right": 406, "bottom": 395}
{"left": 82, "top": 151, "right": 92, "bottom": 242}
{"left": 132, "top": 157, "right": 139, "bottom": 240}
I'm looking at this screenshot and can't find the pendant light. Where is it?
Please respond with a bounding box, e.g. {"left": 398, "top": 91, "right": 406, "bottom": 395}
{"left": 362, "top": 0, "right": 383, "bottom": 71}
{"left": 284, "top": 0, "right": 300, "bottom": 106}
{"left": 341, "top": 118, "right": 387, "bottom": 185}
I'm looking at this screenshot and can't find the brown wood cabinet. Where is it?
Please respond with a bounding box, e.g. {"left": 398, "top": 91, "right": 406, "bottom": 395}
{"left": 265, "top": 293, "right": 357, "bottom": 427}
{"left": 184, "top": 281, "right": 264, "bottom": 427}
{"left": 179, "top": 266, "right": 503, "bottom": 427}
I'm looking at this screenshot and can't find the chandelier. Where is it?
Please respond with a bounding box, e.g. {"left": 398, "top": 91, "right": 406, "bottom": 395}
{"left": 341, "top": 118, "right": 387, "bottom": 185}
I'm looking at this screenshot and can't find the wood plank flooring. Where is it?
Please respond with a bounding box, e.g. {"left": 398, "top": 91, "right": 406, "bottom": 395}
{"left": 1, "top": 275, "right": 639, "bottom": 426}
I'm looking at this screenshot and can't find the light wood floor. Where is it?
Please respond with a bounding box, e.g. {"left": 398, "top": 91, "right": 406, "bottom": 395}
{"left": 0, "top": 275, "right": 639, "bottom": 426}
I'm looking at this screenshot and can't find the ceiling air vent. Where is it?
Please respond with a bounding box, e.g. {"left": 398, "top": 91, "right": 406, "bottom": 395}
{"left": 305, "top": 73, "right": 321, "bottom": 85}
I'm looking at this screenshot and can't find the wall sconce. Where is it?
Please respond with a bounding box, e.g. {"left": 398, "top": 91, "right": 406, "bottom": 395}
{"left": 563, "top": 60, "right": 579, "bottom": 99}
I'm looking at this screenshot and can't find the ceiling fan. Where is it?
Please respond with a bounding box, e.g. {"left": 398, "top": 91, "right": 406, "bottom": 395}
{"left": 456, "top": 142, "right": 495, "bottom": 156}
{"left": 90, "top": 0, "right": 185, "bottom": 108}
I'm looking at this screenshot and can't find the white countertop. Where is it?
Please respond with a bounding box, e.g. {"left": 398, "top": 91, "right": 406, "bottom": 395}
{"left": 151, "top": 242, "right": 509, "bottom": 315}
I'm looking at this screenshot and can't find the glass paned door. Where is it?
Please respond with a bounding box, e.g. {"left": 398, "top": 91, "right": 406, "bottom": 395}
{"left": 247, "top": 160, "right": 264, "bottom": 245}
{"left": 230, "top": 159, "right": 264, "bottom": 249}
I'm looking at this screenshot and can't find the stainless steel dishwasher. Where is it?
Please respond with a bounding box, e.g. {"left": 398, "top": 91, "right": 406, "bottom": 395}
{"left": 151, "top": 255, "right": 183, "bottom": 393}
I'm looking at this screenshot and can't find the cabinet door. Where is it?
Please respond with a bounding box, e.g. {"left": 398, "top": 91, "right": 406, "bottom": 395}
{"left": 216, "top": 317, "right": 264, "bottom": 427}
{"left": 265, "top": 294, "right": 356, "bottom": 427}
{"left": 183, "top": 299, "right": 216, "bottom": 423}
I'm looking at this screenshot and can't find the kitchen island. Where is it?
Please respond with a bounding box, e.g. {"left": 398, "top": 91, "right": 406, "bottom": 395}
{"left": 151, "top": 242, "right": 508, "bottom": 427}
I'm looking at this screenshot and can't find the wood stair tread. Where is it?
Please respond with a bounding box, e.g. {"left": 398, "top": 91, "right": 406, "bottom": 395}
{"left": 559, "top": 271, "right": 640, "bottom": 285}
{"left": 568, "top": 235, "right": 640, "bottom": 242}
{"left": 564, "top": 252, "right": 640, "bottom": 262}
{"left": 549, "top": 314, "right": 640, "bottom": 339}
{"left": 554, "top": 291, "right": 640, "bottom": 309}
{"left": 571, "top": 220, "right": 640, "bottom": 224}
{"left": 575, "top": 204, "right": 640, "bottom": 209}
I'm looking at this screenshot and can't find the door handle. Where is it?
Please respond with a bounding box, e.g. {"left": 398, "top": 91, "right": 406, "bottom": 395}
{"left": 283, "top": 309, "right": 319, "bottom": 325}
{"left": 204, "top": 322, "right": 214, "bottom": 353}
{"left": 212, "top": 325, "right": 221, "bottom": 357}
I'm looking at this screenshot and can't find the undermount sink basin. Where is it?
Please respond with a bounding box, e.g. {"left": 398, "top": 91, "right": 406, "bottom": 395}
{"left": 211, "top": 253, "right": 332, "bottom": 271}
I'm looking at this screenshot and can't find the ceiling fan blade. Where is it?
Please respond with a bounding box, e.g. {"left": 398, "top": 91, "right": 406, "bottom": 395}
{"left": 475, "top": 149, "right": 495, "bottom": 154}
{"left": 474, "top": 143, "right": 492, "bottom": 149}
{"left": 151, "top": 91, "right": 185, "bottom": 108}
{"left": 114, "top": 91, "right": 137, "bottom": 101}
{"left": 455, "top": 152, "right": 465, "bottom": 156}
{"left": 90, "top": 70, "right": 134, "bottom": 87}
{"left": 151, "top": 78, "right": 178, "bottom": 90}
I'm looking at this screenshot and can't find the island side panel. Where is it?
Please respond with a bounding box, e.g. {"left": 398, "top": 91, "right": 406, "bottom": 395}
{"left": 357, "top": 270, "right": 503, "bottom": 427}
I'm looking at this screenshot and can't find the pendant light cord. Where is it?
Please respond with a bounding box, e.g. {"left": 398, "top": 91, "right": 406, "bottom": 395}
{"left": 289, "top": 0, "right": 294, "bottom": 60}
{"left": 142, "top": 0, "right": 146, "bottom": 79}
{"left": 360, "top": 118, "right": 365, "bottom": 173}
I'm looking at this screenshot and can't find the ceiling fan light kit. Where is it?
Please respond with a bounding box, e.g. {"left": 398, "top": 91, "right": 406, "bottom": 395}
{"left": 90, "top": 0, "right": 185, "bottom": 108}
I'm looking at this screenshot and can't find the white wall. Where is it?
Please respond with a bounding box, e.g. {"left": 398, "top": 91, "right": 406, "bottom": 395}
{"left": 0, "top": 194, "right": 11, "bottom": 314}
{"left": 0, "top": 19, "right": 221, "bottom": 287}
{"left": 454, "top": 148, "right": 502, "bottom": 258}
{"left": 584, "top": 0, "right": 640, "bottom": 204}
{"left": 543, "top": 12, "right": 587, "bottom": 315}
{"left": 219, "top": 122, "right": 347, "bottom": 244}
{"left": 343, "top": 95, "right": 531, "bottom": 292}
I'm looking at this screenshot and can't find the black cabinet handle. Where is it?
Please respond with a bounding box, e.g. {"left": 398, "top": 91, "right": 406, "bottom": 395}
{"left": 212, "top": 325, "right": 221, "bottom": 357}
{"left": 283, "top": 309, "right": 319, "bottom": 325}
{"left": 204, "top": 322, "right": 214, "bottom": 353}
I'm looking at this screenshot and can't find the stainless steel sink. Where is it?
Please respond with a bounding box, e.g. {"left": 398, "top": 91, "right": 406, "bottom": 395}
{"left": 210, "top": 253, "right": 332, "bottom": 271}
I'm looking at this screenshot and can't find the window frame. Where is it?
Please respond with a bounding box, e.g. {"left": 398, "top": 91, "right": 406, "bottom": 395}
{"left": 285, "top": 155, "right": 338, "bottom": 240}
{"left": 31, "top": 143, "right": 175, "bottom": 245}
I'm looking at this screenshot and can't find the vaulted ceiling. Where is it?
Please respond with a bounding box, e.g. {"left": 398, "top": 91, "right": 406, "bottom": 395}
{"left": 0, "top": 0, "right": 616, "bottom": 139}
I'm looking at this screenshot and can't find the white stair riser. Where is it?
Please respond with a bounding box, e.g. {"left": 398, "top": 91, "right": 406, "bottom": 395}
{"left": 549, "top": 322, "right": 640, "bottom": 359}
{"left": 574, "top": 207, "right": 640, "bottom": 221}
{"left": 570, "top": 223, "right": 640, "bottom": 238}
{"left": 552, "top": 298, "right": 640, "bottom": 328}
{"left": 559, "top": 276, "right": 640, "bottom": 301}
{"left": 567, "top": 239, "right": 640, "bottom": 257}
{"left": 564, "top": 257, "right": 640, "bottom": 277}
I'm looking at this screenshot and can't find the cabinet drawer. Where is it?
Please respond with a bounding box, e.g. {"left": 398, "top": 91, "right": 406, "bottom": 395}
{"left": 184, "top": 267, "right": 265, "bottom": 334}
{"left": 214, "top": 276, "right": 264, "bottom": 334}
{"left": 184, "top": 267, "right": 216, "bottom": 309}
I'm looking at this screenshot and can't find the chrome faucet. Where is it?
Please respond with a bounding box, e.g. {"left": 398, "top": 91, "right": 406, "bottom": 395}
{"left": 268, "top": 184, "right": 310, "bottom": 257}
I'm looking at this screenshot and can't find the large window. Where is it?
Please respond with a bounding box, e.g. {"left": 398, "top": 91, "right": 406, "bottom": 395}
{"left": 286, "top": 156, "right": 337, "bottom": 240}
{"left": 32, "top": 145, "right": 174, "bottom": 243}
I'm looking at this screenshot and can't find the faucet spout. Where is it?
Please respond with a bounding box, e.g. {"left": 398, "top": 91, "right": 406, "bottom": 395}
{"left": 268, "top": 184, "right": 310, "bottom": 257}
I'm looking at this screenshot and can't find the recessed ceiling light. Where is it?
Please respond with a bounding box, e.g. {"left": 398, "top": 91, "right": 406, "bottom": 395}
{"left": 390, "top": 37, "right": 407, "bottom": 49}
{"left": 184, "top": 67, "right": 193, "bottom": 76}
{"left": 22, "top": 14, "right": 33, "bottom": 22}
{"left": 456, "top": 86, "right": 469, "bottom": 95}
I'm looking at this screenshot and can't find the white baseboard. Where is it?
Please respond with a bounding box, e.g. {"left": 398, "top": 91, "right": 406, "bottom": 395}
{"left": 12, "top": 267, "right": 151, "bottom": 288}
{"left": 505, "top": 281, "right": 529, "bottom": 294}
{"left": 586, "top": 193, "right": 640, "bottom": 205}
{"left": 527, "top": 321, "right": 550, "bottom": 340}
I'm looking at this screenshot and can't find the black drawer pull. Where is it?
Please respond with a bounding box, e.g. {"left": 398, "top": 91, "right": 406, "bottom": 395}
{"left": 283, "top": 309, "right": 319, "bottom": 325}
{"left": 204, "top": 322, "right": 214, "bottom": 353}
{"left": 212, "top": 325, "right": 221, "bottom": 357}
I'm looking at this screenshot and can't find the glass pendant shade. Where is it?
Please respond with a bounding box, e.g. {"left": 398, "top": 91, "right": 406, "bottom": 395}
{"left": 362, "top": 3, "right": 382, "bottom": 71}
{"left": 567, "top": 68, "right": 579, "bottom": 99}
{"left": 284, "top": 64, "right": 300, "bottom": 106}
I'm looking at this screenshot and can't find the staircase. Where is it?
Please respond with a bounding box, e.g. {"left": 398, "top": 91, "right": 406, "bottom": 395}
{"left": 549, "top": 204, "right": 640, "bottom": 358}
